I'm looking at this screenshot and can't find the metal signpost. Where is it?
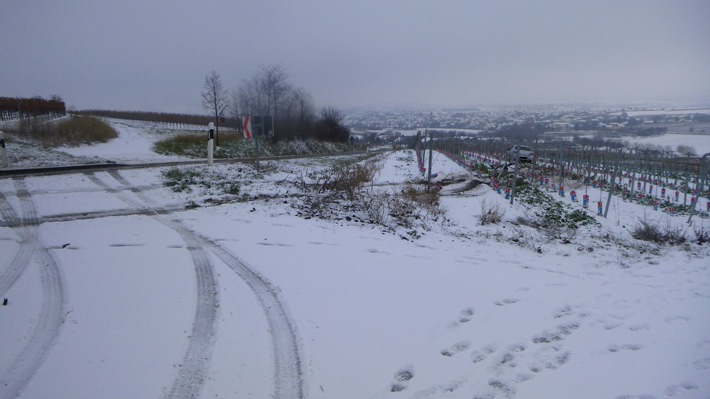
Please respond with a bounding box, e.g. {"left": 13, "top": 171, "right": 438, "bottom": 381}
{"left": 207, "top": 122, "right": 214, "bottom": 166}
{"left": 242, "top": 115, "right": 273, "bottom": 172}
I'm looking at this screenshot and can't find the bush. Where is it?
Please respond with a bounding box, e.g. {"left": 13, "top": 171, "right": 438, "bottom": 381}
{"left": 694, "top": 227, "right": 710, "bottom": 245}
{"left": 323, "top": 161, "right": 378, "bottom": 200}
{"left": 153, "top": 132, "right": 242, "bottom": 156}
{"left": 631, "top": 218, "right": 687, "bottom": 245}
{"left": 293, "top": 161, "right": 445, "bottom": 235}
{"left": 480, "top": 199, "right": 505, "bottom": 225}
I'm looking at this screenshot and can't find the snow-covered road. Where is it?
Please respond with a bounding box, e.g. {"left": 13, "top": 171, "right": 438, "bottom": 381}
{"left": 0, "top": 169, "right": 304, "bottom": 399}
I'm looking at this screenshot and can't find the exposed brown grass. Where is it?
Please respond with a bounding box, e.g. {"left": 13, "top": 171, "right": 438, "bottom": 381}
{"left": 153, "top": 132, "right": 243, "bottom": 156}
{"left": 14, "top": 115, "right": 118, "bottom": 147}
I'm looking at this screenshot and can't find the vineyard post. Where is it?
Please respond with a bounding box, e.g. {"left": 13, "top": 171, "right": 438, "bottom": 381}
{"left": 558, "top": 142, "right": 564, "bottom": 193}
{"left": 630, "top": 149, "right": 636, "bottom": 190}
{"left": 510, "top": 145, "right": 520, "bottom": 205}
{"left": 683, "top": 153, "right": 692, "bottom": 206}
{"left": 426, "top": 130, "right": 433, "bottom": 192}
{"left": 604, "top": 148, "right": 622, "bottom": 218}
{"left": 642, "top": 150, "right": 649, "bottom": 194}
{"left": 687, "top": 153, "right": 709, "bottom": 224}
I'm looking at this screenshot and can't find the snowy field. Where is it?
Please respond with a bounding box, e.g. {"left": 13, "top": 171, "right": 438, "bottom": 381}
{"left": 1, "top": 120, "right": 709, "bottom": 399}
{"left": 621, "top": 133, "right": 710, "bottom": 156}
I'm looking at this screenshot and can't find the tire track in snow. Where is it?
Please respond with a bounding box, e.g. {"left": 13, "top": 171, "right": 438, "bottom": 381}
{"left": 190, "top": 233, "right": 305, "bottom": 399}
{"left": 0, "top": 178, "right": 67, "bottom": 399}
{"left": 87, "top": 172, "right": 219, "bottom": 399}
{"left": 0, "top": 191, "right": 34, "bottom": 295}
{"left": 104, "top": 170, "right": 305, "bottom": 399}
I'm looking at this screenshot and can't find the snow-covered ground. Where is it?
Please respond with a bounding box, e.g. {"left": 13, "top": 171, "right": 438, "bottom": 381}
{"left": 621, "top": 133, "right": 710, "bottom": 155}
{"left": 0, "top": 120, "right": 709, "bottom": 399}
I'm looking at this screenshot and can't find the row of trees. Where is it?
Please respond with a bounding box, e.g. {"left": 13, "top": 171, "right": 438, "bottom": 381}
{"left": 201, "top": 65, "right": 350, "bottom": 145}
{"left": 0, "top": 95, "right": 65, "bottom": 121}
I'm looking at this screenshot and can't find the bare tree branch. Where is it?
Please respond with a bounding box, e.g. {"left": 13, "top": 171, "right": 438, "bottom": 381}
{"left": 201, "top": 70, "right": 229, "bottom": 146}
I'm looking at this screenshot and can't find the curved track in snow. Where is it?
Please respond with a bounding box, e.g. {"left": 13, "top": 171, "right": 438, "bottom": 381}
{"left": 0, "top": 192, "right": 33, "bottom": 295}
{"left": 103, "top": 170, "right": 305, "bottom": 399}
{"left": 86, "top": 172, "right": 220, "bottom": 399}
{"left": 0, "top": 179, "right": 67, "bottom": 399}
{"left": 191, "top": 233, "right": 305, "bottom": 399}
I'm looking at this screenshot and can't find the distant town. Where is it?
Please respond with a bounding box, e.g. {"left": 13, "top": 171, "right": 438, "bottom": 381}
{"left": 344, "top": 105, "right": 710, "bottom": 152}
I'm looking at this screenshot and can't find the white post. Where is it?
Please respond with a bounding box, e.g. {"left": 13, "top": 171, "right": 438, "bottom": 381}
{"left": 207, "top": 122, "right": 214, "bottom": 166}
{"left": 0, "top": 131, "right": 7, "bottom": 168}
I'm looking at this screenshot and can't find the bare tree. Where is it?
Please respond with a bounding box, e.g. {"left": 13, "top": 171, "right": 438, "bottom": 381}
{"left": 315, "top": 106, "right": 350, "bottom": 142}
{"left": 237, "top": 64, "right": 304, "bottom": 141}
{"left": 229, "top": 88, "right": 242, "bottom": 134}
{"left": 289, "top": 87, "right": 315, "bottom": 138}
{"left": 237, "top": 73, "right": 266, "bottom": 116}
{"left": 201, "top": 70, "right": 228, "bottom": 146}
{"left": 260, "top": 64, "right": 291, "bottom": 138}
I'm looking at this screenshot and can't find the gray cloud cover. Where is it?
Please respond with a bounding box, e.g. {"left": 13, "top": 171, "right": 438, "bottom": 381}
{"left": 2, "top": 0, "right": 709, "bottom": 113}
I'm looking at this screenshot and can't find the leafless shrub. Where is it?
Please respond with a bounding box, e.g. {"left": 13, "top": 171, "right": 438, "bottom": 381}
{"left": 391, "top": 186, "right": 445, "bottom": 229}
{"left": 693, "top": 226, "right": 710, "bottom": 245}
{"left": 361, "top": 191, "right": 388, "bottom": 225}
{"left": 293, "top": 162, "right": 446, "bottom": 234}
{"left": 401, "top": 185, "right": 439, "bottom": 206}
{"left": 385, "top": 193, "right": 420, "bottom": 229}
{"left": 326, "top": 162, "right": 378, "bottom": 200}
{"left": 479, "top": 199, "right": 505, "bottom": 225}
{"left": 300, "top": 161, "right": 378, "bottom": 200}
{"left": 293, "top": 161, "right": 380, "bottom": 219}
{"left": 631, "top": 218, "right": 687, "bottom": 245}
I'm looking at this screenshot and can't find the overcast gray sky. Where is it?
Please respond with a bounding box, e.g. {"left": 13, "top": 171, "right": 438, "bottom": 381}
{"left": 2, "top": 1, "right": 709, "bottom": 114}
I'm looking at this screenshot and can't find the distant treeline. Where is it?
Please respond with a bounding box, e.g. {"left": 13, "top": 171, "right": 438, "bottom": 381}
{"left": 75, "top": 109, "right": 231, "bottom": 127}
{"left": 0, "top": 96, "right": 66, "bottom": 121}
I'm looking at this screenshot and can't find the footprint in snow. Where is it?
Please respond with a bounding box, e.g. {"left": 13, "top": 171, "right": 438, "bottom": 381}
{"left": 494, "top": 298, "right": 520, "bottom": 306}
{"left": 471, "top": 344, "right": 497, "bottom": 364}
{"left": 441, "top": 340, "right": 471, "bottom": 357}
{"left": 552, "top": 304, "right": 575, "bottom": 319}
{"left": 628, "top": 324, "right": 649, "bottom": 332}
{"left": 665, "top": 383, "right": 698, "bottom": 397}
{"left": 487, "top": 378, "right": 517, "bottom": 399}
{"left": 459, "top": 307, "right": 475, "bottom": 323}
{"left": 390, "top": 365, "right": 414, "bottom": 392}
{"left": 532, "top": 321, "right": 580, "bottom": 344}
{"left": 607, "top": 343, "right": 644, "bottom": 353}
{"left": 692, "top": 357, "right": 710, "bottom": 370}
{"left": 528, "top": 347, "right": 571, "bottom": 372}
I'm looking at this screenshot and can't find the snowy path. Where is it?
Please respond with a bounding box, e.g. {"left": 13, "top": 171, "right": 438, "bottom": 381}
{"left": 84, "top": 171, "right": 220, "bottom": 399}
{"left": 190, "top": 232, "right": 305, "bottom": 399}
{"left": 0, "top": 179, "right": 66, "bottom": 399}
{"left": 1, "top": 148, "right": 707, "bottom": 399}
{"left": 92, "top": 170, "right": 305, "bottom": 399}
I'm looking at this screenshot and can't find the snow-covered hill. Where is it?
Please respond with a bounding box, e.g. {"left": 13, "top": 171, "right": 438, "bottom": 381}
{"left": 0, "top": 119, "right": 708, "bottom": 399}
